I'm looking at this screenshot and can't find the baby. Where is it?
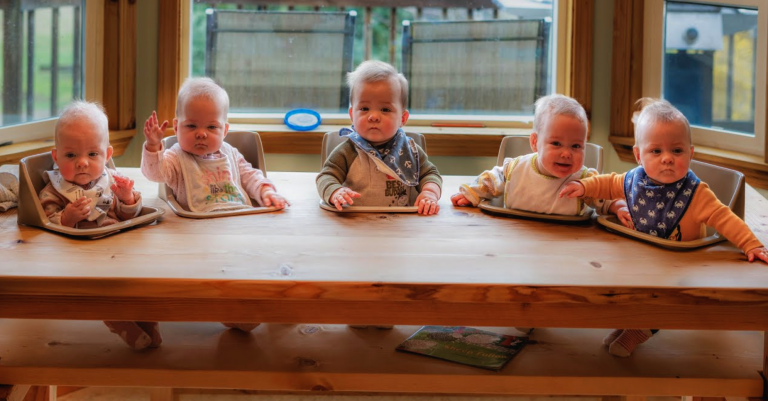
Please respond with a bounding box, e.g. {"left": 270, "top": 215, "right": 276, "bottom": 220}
{"left": 316, "top": 60, "right": 442, "bottom": 216}
{"left": 40, "top": 101, "right": 142, "bottom": 228}
{"left": 39, "top": 101, "right": 154, "bottom": 349}
{"left": 451, "top": 94, "right": 624, "bottom": 220}
{"left": 560, "top": 98, "right": 768, "bottom": 356}
{"left": 142, "top": 77, "right": 288, "bottom": 212}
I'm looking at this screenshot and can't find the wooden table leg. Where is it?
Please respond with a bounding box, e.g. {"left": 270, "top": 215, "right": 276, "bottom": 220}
{"left": 0, "top": 385, "right": 31, "bottom": 401}
{"left": 21, "top": 386, "right": 55, "bottom": 401}
{"left": 149, "top": 388, "right": 175, "bottom": 401}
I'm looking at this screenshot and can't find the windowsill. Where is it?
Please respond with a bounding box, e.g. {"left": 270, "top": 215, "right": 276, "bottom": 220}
{"left": 228, "top": 112, "right": 535, "bottom": 129}
{"left": 0, "top": 130, "right": 136, "bottom": 166}
{"left": 609, "top": 135, "right": 768, "bottom": 189}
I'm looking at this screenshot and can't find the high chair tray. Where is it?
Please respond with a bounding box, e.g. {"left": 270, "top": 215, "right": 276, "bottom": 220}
{"left": 595, "top": 215, "right": 726, "bottom": 250}
{"left": 21, "top": 206, "right": 164, "bottom": 239}
{"left": 319, "top": 200, "right": 418, "bottom": 213}
{"left": 163, "top": 192, "right": 278, "bottom": 219}
{"left": 478, "top": 197, "right": 593, "bottom": 222}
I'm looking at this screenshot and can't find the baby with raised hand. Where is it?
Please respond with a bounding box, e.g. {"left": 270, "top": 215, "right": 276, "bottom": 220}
{"left": 559, "top": 98, "right": 768, "bottom": 357}
{"left": 142, "top": 77, "right": 288, "bottom": 213}
{"left": 316, "top": 60, "right": 442, "bottom": 215}
{"left": 40, "top": 101, "right": 142, "bottom": 228}
{"left": 451, "top": 94, "right": 625, "bottom": 220}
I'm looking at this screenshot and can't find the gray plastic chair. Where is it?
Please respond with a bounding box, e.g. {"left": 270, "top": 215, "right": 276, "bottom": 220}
{"left": 595, "top": 160, "right": 745, "bottom": 249}
{"left": 158, "top": 131, "right": 276, "bottom": 218}
{"left": 321, "top": 130, "right": 427, "bottom": 168}
{"left": 17, "top": 153, "right": 164, "bottom": 238}
{"left": 496, "top": 135, "right": 604, "bottom": 173}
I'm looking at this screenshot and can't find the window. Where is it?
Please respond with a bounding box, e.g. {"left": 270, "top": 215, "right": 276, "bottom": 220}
{"left": 188, "top": 0, "right": 564, "bottom": 123}
{"left": 0, "top": 1, "right": 86, "bottom": 144}
{"left": 643, "top": 0, "right": 766, "bottom": 157}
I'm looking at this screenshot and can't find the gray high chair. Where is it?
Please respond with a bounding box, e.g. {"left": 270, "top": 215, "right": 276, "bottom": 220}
{"left": 158, "top": 131, "right": 278, "bottom": 218}
{"left": 17, "top": 153, "right": 164, "bottom": 239}
{"left": 478, "top": 135, "right": 604, "bottom": 222}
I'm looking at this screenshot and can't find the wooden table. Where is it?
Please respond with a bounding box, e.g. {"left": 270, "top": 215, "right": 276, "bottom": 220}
{"left": 1, "top": 170, "right": 767, "bottom": 399}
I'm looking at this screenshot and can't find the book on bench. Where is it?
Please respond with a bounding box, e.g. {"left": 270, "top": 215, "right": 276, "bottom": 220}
{"left": 395, "top": 326, "right": 528, "bottom": 371}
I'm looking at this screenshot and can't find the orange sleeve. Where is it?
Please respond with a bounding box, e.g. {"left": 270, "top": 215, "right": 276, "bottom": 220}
{"left": 580, "top": 172, "right": 628, "bottom": 201}
{"left": 688, "top": 184, "right": 763, "bottom": 253}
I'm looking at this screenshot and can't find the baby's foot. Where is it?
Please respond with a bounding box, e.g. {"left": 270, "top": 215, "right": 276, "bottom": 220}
{"left": 349, "top": 325, "right": 393, "bottom": 330}
{"left": 104, "top": 321, "right": 152, "bottom": 350}
{"left": 602, "top": 329, "right": 623, "bottom": 346}
{"left": 608, "top": 329, "right": 653, "bottom": 357}
{"left": 222, "top": 322, "right": 261, "bottom": 332}
{"left": 136, "top": 321, "right": 163, "bottom": 347}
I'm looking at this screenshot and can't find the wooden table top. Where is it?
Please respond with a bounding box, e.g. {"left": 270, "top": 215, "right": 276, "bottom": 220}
{"left": 1, "top": 170, "right": 767, "bottom": 329}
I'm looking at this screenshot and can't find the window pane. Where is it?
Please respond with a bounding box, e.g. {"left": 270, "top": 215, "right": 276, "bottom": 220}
{"left": 0, "top": 1, "right": 84, "bottom": 129}
{"left": 663, "top": 1, "right": 758, "bottom": 136}
{"left": 190, "top": 0, "right": 555, "bottom": 116}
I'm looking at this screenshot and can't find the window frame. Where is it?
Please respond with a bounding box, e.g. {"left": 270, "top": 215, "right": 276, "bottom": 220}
{"left": 180, "top": 0, "right": 574, "bottom": 133}
{"left": 642, "top": 0, "right": 767, "bottom": 157}
{"left": 0, "top": 0, "right": 102, "bottom": 145}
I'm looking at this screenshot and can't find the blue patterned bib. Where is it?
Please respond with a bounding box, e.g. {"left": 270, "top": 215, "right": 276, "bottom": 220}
{"left": 623, "top": 167, "right": 700, "bottom": 240}
{"left": 340, "top": 127, "right": 420, "bottom": 186}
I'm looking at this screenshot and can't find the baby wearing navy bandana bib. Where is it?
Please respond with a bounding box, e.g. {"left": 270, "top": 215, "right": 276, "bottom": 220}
{"left": 317, "top": 60, "right": 442, "bottom": 216}
{"left": 561, "top": 98, "right": 768, "bottom": 357}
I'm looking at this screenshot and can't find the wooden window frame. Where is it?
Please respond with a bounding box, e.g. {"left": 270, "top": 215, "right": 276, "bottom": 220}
{"left": 0, "top": 0, "right": 137, "bottom": 166}
{"left": 609, "top": 0, "right": 768, "bottom": 188}
{"left": 156, "top": 0, "right": 593, "bottom": 158}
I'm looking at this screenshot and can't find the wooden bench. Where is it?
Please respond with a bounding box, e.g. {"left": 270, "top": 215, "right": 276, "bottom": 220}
{"left": 1, "top": 171, "right": 767, "bottom": 400}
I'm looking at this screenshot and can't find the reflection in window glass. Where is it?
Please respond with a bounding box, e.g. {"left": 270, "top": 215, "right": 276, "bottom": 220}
{"left": 190, "top": 1, "right": 555, "bottom": 116}
{"left": 0, "top": 2, "right": 84, "bottom": 129}
{"left": 663, "top": 1, "right": 757, "bottom": 136}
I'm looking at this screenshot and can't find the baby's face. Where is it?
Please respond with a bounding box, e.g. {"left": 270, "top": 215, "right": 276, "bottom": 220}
{"left": 531, "top": 115, "right": 586, "bottom": 178}
{"left": 633, "top": 120, "right": 693, "bottom": 184}
{"left": 349, "top": 78, "right": 408, "bottom": 144}
{"left": 174, "top": 96, "right": 229, "bottom": 156}
{"left": 52, "top": 119, "right": 112, "bottom": 186}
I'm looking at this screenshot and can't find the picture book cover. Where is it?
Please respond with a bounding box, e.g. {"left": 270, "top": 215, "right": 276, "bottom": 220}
{"left": 395, "top": 326, "right": 528, "bottom": 371}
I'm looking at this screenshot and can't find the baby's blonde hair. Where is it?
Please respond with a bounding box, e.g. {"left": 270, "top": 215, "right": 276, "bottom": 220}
{"left": 55, "top": 101, "right": 110, "bottom": 147}
{"left": 633, "top": 98, "right": 691, "bottom": 145}
{"left": 533, "top": 94, "right": 588, "bottom": 137}
{"left": 175, "top": 77, "right": 229, "bottom": 120}
{"left": 347, "top": 60, "right": 409, "bottom": 109}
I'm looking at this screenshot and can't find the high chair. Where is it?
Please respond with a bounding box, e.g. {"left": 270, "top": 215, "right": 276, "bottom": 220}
{"left": 158, "top": 131, "right": 278, "bottom": 218}
{"left": 596, "top": 160, "right": 745, "bottom": 249}
{"left": 318, "top": 130, "right": 427, "bottom": 213}
{"left": 17, "top": 153, "right": 164, "bottom": 238}
{"left": 478, "top": 135, "right": 604, "bottom": 222}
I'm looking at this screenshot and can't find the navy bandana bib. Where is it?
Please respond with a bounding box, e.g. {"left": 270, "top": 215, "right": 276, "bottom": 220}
{"left": 340, "top": 127, "right": 420, "bottom": 186}
{"left": 623, "top": 167, "right": 700, "bottom": 240}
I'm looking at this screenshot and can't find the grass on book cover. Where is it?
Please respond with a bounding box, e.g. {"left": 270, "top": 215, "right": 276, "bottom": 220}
{"left": 396, "top": 326, "right": 528, "bottom": 371}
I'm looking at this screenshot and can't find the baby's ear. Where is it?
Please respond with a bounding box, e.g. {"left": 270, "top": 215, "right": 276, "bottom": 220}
{"left": 632, "top": 145, "right": 641, "bottom": 164}
{"left": 51, "top": 148, "right": 58, "bottom": 164}
{"left": 529, "top": 132, "right": 539, "bottom": 152}
{"left": 106, "top": 145, "right": 114, "bottom": 161}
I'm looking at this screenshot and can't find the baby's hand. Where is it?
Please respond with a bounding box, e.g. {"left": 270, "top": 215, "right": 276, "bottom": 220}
{"left": 144, "top": 111, "right": 168, "bottom": 152}
{"left": 61, "top": 197, "right": 91, "bottom": 227}
{"left": 559, "top": 181, "right": 585, "bottom": 198}
{"left": 261, "top": 187, "right": 289, "bottom": 209}
{"left": 450, "top": 193, "right": 472, "bottom": 207}
{"left": 111, "top": 173, "right": 136, "bottom": 205}
{"left": 415, "top": 191, "right": 439, "bottom": 215}
{"left": 330, "top": 187, "right": 361, "bottom": 210}
{"left": 609, "top": 199, "right": 633, "bottom": 229}
{"left": 746, "top": 246, "right": 768, "bottom": 265}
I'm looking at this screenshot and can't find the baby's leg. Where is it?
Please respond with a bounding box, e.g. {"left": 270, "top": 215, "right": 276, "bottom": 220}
{"left": 608, "top": 329, "right": 656, "bottom": 357}
{"left": 602, "top": 329, "right": 623, "bottom": 345}
{"left": 136, "top": 321, "right": 163, "bottom": 347}
{"left": 222, "top": 322, "right": 261, "bottom": 332}
{"left": 103, "top": 321, "right": 152, "bottom": 350}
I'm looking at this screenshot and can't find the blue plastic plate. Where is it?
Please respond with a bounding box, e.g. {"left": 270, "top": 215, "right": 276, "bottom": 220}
{"left": 284, "top": 109, "right": 321, "bottom": 131}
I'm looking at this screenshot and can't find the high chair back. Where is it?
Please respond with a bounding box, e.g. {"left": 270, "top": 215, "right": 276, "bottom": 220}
{"left": 321, "top": 130, "right": 427, "bottom": 168}
{"left": 17, "top": 153, "right": 164, "bottom": 238}
{"left": 158, "top": 131, "right": 276, "bottom": 218}
{"left": 496, "top": 135, "right": 604, "bottom": 173}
